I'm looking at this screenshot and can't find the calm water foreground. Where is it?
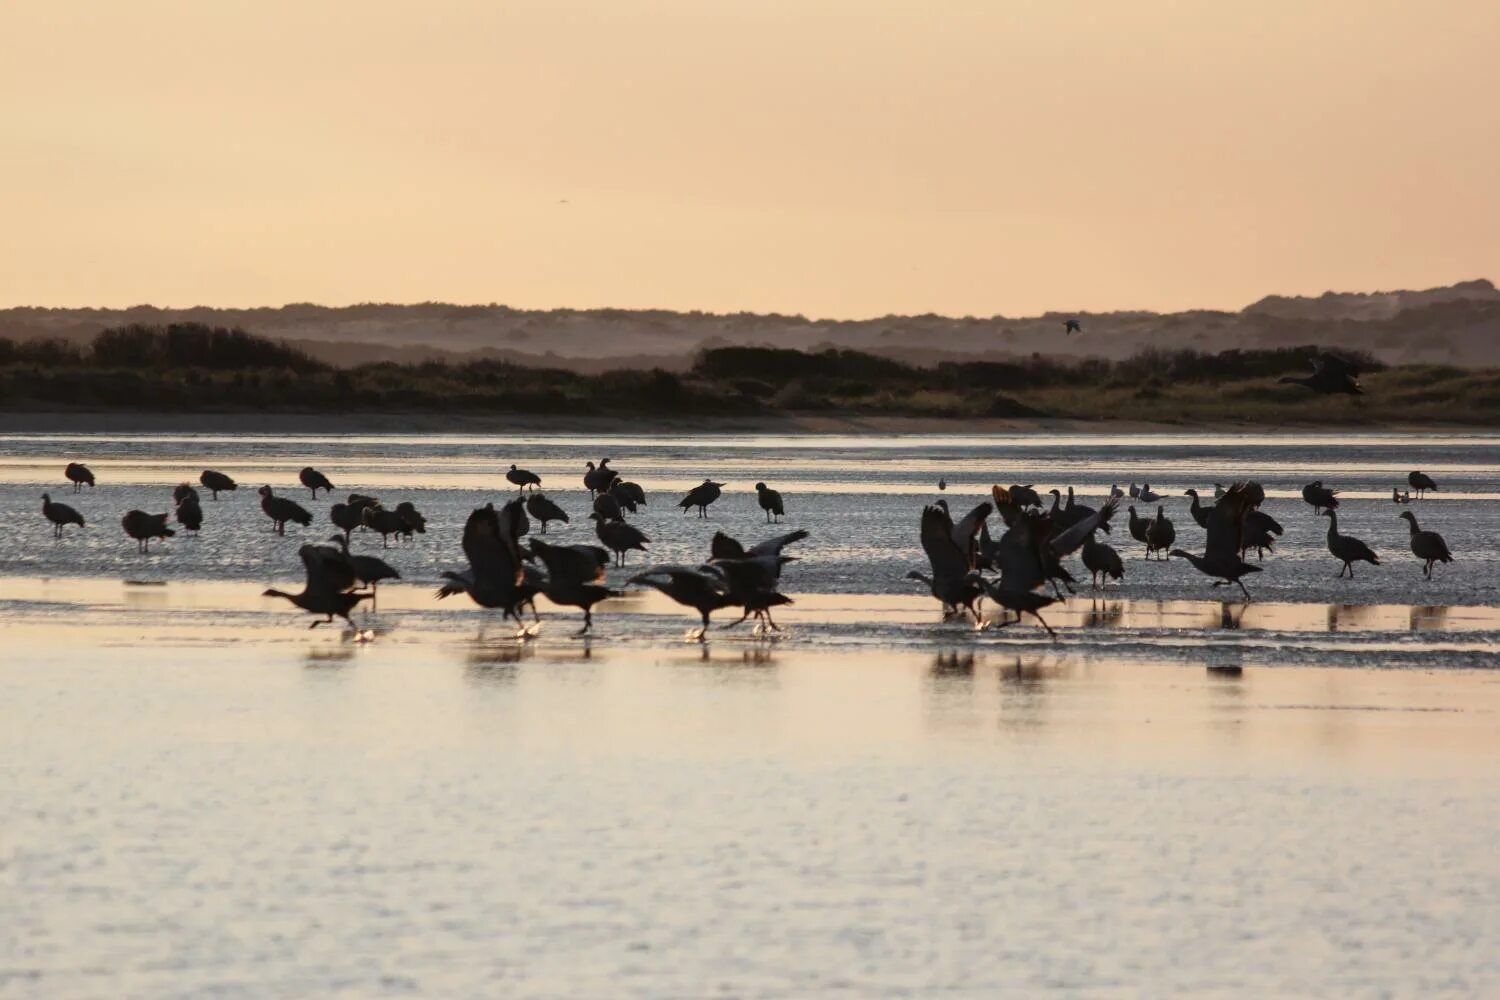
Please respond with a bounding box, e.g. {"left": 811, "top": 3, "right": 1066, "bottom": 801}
{"left": 2, "top": 432, "right": 1498, "bottom": 995}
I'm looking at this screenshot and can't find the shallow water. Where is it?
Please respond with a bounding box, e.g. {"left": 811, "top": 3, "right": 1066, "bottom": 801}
{"left": 4, "top": 432, "right": 1499, "bottom": 995}
{"left": 3, "top": 432, "right": 1498, "bottom": 610}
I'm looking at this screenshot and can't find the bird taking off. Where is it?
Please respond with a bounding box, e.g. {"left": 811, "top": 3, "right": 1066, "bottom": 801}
{"left": 1279, "top": 353, "right": 1362, "bottom": 395}
{"left": 1063, "top": 319, "right": 1081, "bottom": 335}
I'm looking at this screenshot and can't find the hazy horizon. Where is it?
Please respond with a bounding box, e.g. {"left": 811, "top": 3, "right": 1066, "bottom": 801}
{"left": 4, "top": 2, "right": 1497, "bottom": 318}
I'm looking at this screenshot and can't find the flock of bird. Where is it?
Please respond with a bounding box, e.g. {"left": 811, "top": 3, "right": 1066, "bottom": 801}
{"left": 38, "top": 459, "right": 797, "bottom": 641}
{"left": 38, "top": 458, "right": 1456, "bottom": 641}
{"left": 907, "top": 470, "right": 1454, "bottom": 636}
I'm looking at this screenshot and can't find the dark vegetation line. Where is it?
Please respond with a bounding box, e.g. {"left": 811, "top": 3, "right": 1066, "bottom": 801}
{"left": 0, "top": 322, "right": 1494, "bottom": 422}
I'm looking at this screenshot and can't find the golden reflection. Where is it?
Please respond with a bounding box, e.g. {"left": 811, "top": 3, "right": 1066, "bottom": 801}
{"left": 930, "top": 651, "right": 977, "bottom": 678}
{"left": 304, "top": 647, "right": 356, "bottom": 669}
{"left": 1082, "top": 600, "right": 1124, "bottom": 630}
{"left": 1410, "top": 605, "right": 1450, "bottom": 632}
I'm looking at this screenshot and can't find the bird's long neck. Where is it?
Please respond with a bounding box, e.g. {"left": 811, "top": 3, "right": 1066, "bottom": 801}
{"left": 1325, "top": 513, "right": 1339, "bottom": 537}
{"left": 1405, "top": 516, "right": 1420, "bottom": 535}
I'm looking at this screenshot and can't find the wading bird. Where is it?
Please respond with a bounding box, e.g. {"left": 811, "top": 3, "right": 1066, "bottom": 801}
{"left": 121, "top": 510, "right": 174, "bottom": 552}
{"left": 199, "top": 469, "right": 237, "bottom": 499}
{"left": 263, "top": 543, "right": 367, "bottom": 629}
{"left": 1399, "top": 510, "right": 1452, "bottom": 580}
{"left": 755, "top": 482, "right": 785, "bottom": 523}
{"left": 1170, "top": 482, "right": 1261, "bottom": 599}
{"left": 629, "top": 566, "right": 735, "bottom": 640}
{"left": 678, "top": 479, "right": 725, "bottom": 518}
{"left": 583, "top": 460, "right": 618, "bottom": 497}
{"left": 259, "top": 486, "right": 313, "bottom": 535}
{"left": 1145, "top": 505, "right": 1175, "bottom": 560}
{"left": 299, "top": 466, "right": 335, "bottom": 498}
{"left": 525, "top": 493, "right": 569, "bottom": 533}
{"left": 65, "top": 462, "right": 95, "bottom": 493}
{"left": 328, "top": 534, "right": 400, "bottom": 608}
{"left": 592, "top": 512, "right": 649, "bottom": 567}
{"left": 436, "top": 501, "right": 533, "bottom": 632}
{"left": 41, "top": 493, "right": 85, "bottom": 537}
{"left": 1322, "top": 511, "right": 1378, "bottom": 578}
{"left": 529, "top": 538, "right": 619, "bottom": 634}
{"left": 708, "top": 529, "right": 807, "bottom": 633}
{"left": 907, "top": 502, "right": 990, "bottom": 623}
{"left": 1301, "top": 481, "right": 1339, "bottom": 513}
{"left": 506, "top": 464, "right": 542, "bottom": 492}
{"left": 175, "top": 494, "right": 203, "bottom": 535}
{"left": 1408, "top": 471, "right": 1437, "bottom": 499}
{"left": 1081, "top": 534, "right": 1124, "bottom": 588}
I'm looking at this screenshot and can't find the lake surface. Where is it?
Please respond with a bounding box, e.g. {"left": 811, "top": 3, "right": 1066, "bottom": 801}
{"left": 2, "top": 432, "right": 1498, "bottom": 996}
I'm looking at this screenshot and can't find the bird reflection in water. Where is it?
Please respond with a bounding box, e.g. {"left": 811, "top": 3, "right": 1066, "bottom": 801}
{"left": 1083, "top": 600, "right": 1124, "bottom": 630}
{"left": 1409, "top": 605, "right": 1449, "bottom": 632}
{"left": 304, "top": 647, "right": 357, "bottom": 670}
{"left": 929, "top": 650, "right": 977, "bottom": 678}
{"left": 1216, "top": 602, "right": 1247, "bottom": 630}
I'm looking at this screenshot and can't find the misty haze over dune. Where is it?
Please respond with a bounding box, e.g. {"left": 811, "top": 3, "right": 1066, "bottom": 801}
{"left": 3, "top": 279, "right": 1497, "bottom": 373}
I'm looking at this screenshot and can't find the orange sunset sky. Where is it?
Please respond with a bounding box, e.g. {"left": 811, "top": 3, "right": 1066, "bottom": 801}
{"left": 2, "top": 1, "right": 1496, "bottom": 317}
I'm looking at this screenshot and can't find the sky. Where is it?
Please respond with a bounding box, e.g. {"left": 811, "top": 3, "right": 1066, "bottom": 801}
{"left": 2, "top": 1, "right": 1497, "bottom": 318}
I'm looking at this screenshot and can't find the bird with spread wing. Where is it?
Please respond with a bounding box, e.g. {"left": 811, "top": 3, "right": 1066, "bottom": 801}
{"left": 1169, "top": 481, "right": 1262, "bottom": 599}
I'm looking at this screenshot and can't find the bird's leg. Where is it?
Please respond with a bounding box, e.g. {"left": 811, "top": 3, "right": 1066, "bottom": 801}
{"left": 763, "top": 610, "right": 782, "bottom": 632}
{"left": 1032, "top": 612, "right": 1058, "bottom": 639}
{"left": 1237, "top": 580, "right": 1252, "bottom": 601}
{"left": 721, "top": 611, "right": 750, "bottom": 630}
{"left": 576, "top": 609, "right": 593, "bottom": 636}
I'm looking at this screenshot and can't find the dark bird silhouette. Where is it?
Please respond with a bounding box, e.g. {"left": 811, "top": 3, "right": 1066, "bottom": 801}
{"left": 1408, "top": 471, "right": 1437, "bottom": 499}
{"left": 1007, "top": 484, "right": 1041, "bottom": 508}
{"left": 1301, "top": 480, "right": 1339, "bottom": 513}
{"left": 1279, "top": 353, "right": 1362, "bottom": 394}
{"left": 65, "top": 462, "right": 95, "bottom": 493}
{"left": 506, "top": 464, "right": 542, "bottom": 493}
{"left": 907, "top": 502, "right": 990, "bottom": 622}
{"left": 175, "top": 495, "right": 203, "bottom": 535}
{"left": 613, "top": 481, "right": 647, "bottom": 508}
{"left": 330, "top": 501, "right": 362, "bottom": 540}
{"left": 1399, "top": 510, "right": 1452, "bottom": 580}
{"left": 41, "top": 493, "right": 85, "bottom": 537}
{"left": 592, "top": 512, "right": 649, "bottom": 567}
{"left": 121, "top": 510, "right": 174, "bottom": 552}
{"left": 172, "top": 483, "right": 199, "bottom": 506}
{"left": 593, "top": 491, "right": 624, "bottom": 522}
{"left": 755, "top": 482, "right": 785, "bottom": 523}
{"left": 394, "top": 501, "right": 427, "bottom": 539}
{"left": 1184, "top": 488, "right": 1213, "bottom": 529}
{"left": 1322, "top": 511, "right": 1378, "bottom": 578}
{"left": 965, "top": 486, "right": 1064, "bottom": 636}
{"left": 1063, "top": 318, "right": 1081, "bottom": 335}
{"left": 938, "top": 478, "right": 947, "bottom": 491}
{"left": 328, "top": 534, "right": 400, "bottom": 607}
{"left": 608, "top": 479, "right": 640, "bottom": 514}
{"left": 525, "top": 493, "right": 569, "bottom": 533}
{"left": 299, "top": 466, "right": 335, "bottom": 498}
{"left": 1126, "top": 505, "right": 1151, "bottom": 550}
{"left": 1081, "top": 534, "right": 1124, "bottom": 588}
{"left": 1170, "top": 482, "right": 1262, "bottom": 599}
{"left": 199, "top": 469, "right": 237, "bottom": 499}
{"left": 1145, "top": 505, "right": 1175, "bottom": 560}
{"left": 258, "top": 485, "right": 313, "bottom": 535}
{"left": 360, "top": 504, "right": 406, "bottom": 547}
{"left": 630, "top": 566, "right": 735, "bottom": 640}
{"left": 1137, "top": 484, "right": 1161, "bottom": 503}
{"left": 583, "top": 459, "right": 618, "bottom": 497}
{"left": 1391, "top": 488, "right": 1412, "bottom": 505}
{"left": 1241, "top": 508, "right": 1283, "bottom": 561}
{"left": 263, "top": 543, "right": 368, "bottom": 629}
{"left": 707, "top": 529, "right": 807, "bottom": 632}
{"left": 1052, "top": 487, "right": 1100, "bottom": 532}
{"left": 1050, "top": 497, "right": 1117, "bottom": 560}
{"left": 436, "top": 501, "right": 533, "bottom": 629}
{"left": 530, "top": 538, "right": 620, "bottom": 634}
{"left": 678, "top": 479, "right": 724, "bottom": 518}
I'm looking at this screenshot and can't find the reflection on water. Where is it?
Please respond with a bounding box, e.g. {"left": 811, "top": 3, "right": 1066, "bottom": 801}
{"left": 1410, "top": 605, "right": 1451, "bottom": 632}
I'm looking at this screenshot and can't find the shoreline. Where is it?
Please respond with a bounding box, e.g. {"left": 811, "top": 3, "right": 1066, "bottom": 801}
{"left": 1, "top": 410, "right": 1494, "bottom": 436}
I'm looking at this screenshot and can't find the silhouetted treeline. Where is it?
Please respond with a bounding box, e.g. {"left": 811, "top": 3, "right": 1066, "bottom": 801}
{"left": 0, "top": 325, "right": 1482, "bottom": 424}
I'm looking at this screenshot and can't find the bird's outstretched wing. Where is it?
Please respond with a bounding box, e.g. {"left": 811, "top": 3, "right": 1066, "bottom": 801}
{"left": 995, "top": 511, "right": 1047, "bottom": 593}
{"left": 949, "top": 503, "right": 993, "bottom": 568}
{"left": 301, "top": 543, "right": 356, "bottom": 593}
{"left": 532, "top": 540, "right": 609, "bottom": 584}
{"left": 1314, "top": 352, "right": 1360, "bottom": 379}
{"left": 1050, "top": 496, "right": 1118, "bottom": 556}
{"left": 746, "top": 529, "right": 810, "bottom": 558}
{"left": 1206, "top": 482, "right": 1255, "bottom": 561}
{"left": 921, "top": 505, "right": 968, "bottom": 580}
{"left": 710, "top": 532, "right": 747, "bottom": 561}
{"left": 462, "top": 503, "right": 524, "bottom": 590}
